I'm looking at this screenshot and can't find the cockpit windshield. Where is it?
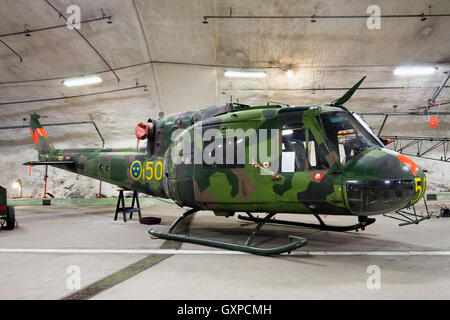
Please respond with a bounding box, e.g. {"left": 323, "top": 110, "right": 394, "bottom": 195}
{"left": 320, "top": 111, "right": 380, "bottom": 164}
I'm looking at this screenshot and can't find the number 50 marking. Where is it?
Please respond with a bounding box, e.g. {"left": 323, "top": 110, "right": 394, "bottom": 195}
{"left": 145, "top": 161, "right": 163, "bottom": 181}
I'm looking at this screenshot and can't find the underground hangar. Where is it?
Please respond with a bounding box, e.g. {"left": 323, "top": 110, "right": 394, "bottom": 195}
{"left": 0, "top": 0, "right": 450, "bottom": 302}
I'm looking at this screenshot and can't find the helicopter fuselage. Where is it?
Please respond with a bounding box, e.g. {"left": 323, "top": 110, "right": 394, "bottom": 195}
{"left": 33, "top": 104, "right": 426, "bottom": 218}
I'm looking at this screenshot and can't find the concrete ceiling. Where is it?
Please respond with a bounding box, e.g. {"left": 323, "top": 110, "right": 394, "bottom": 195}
{"left": 0, "top": 0, "right": 449, "bottom": 195}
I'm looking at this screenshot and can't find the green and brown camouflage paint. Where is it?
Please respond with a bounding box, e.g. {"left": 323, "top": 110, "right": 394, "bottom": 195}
{"left": 28, "top": 103, "right": 426, "bottom": 218}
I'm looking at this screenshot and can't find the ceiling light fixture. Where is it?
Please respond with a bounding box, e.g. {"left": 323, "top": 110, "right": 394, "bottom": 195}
{"left": 393, "top": 66, "right": 436, "bottom": 76}
{"left": 286, "top": 70, "right": 294, "bottom": 78}
{"left": 62, "top": 75, "right": 103, "bottom": 87}
{"left": 224, "top": 71, "right": 267, "bottom": 78}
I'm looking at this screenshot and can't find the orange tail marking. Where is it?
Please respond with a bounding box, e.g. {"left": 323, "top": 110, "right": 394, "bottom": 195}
{"left": 30, "top": 128, "right": 38, "bottom": 145}
{"left": 36, "top": 128, "right": 48, "bottom": 138}
{"left": 30, "top": 128, "right": 48, "bottom": 145}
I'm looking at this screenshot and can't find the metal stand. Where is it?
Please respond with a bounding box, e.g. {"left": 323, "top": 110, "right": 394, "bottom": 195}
{"left": 41, "top": 165, "right": 54, "bottom": 204}
{"left": 149, "top": 209, "right": 308, "bottom": 256}
{"left": 238, "top": 213, "right": 376, "bottom": 232}
{"left": 114, "top": 189, "right": 142, "bottom": 222}
{"left": 43, "top": 165, "right": 48, "bottom": 199}
{"left": 97, "top": 180, "right": 106, "bottom": 198}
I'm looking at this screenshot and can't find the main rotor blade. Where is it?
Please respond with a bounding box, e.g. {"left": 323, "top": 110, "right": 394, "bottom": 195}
{"left": 332, "top": 76, "right": 366, "bottom": 106}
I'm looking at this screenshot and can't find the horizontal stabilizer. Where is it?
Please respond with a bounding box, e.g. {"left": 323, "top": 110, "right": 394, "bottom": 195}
{"left": 23, "top": 161, "right": 74, "bottom": 166}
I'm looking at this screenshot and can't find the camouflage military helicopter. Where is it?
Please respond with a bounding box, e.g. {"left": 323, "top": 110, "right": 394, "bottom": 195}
{"left": 25, "top": 77, "right": 427, "bottom": 255}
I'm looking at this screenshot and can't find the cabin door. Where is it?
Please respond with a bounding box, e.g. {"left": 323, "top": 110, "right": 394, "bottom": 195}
{"left": 257, "top": 116, "right": 331, "bottom": 210}
{"left": 193, "top": 122, "right": 259, "bottom": 209}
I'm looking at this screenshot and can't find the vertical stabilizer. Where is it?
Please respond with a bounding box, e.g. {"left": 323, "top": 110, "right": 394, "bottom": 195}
{"left": 29, "top": 113, "right": 54, "bottom": 155}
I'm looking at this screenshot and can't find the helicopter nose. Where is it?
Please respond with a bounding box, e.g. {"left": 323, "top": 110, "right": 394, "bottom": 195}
{"left": 345, "top": 149, "right": 426, "bottom": 215}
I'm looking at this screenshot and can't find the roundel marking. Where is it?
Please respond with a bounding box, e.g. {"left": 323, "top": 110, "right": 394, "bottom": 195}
{"left": 130, "top": 160, "right": 142, "bottom": 180}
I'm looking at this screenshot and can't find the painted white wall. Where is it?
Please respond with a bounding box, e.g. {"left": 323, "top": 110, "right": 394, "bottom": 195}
{"left": 154, "top": 65, "right": 218, "bottom": 115}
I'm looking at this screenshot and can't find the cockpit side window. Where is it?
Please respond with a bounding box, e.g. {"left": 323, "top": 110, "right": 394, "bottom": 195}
{"left": 321, "top": 111, "right": 379, "bottom": 164}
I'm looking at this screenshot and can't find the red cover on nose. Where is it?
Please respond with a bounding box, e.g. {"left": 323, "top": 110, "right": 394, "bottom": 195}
{"left": 135, "top": 122, "right": 149, "bottom": 140}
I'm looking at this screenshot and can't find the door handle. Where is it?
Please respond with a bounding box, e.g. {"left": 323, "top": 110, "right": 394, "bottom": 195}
{"left": 251, "top": 162, "right": 280, "bottom": 181}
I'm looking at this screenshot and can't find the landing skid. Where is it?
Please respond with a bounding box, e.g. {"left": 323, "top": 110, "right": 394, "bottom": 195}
{"left": 238, "top": 213, "right": 376, "bottom": 232}
{"left": 383, "top": 196, "right": 432, "bottom": 226}
{"left": 149, "top": 209, "right": 308, "bottom": 256}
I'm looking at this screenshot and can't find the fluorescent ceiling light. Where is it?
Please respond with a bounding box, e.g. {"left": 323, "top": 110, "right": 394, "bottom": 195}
{"left": 224, "top": 71, "right": 267, "bottom": 78}
{"left": 63, "top": 75, "right": 102, "bottom": 87}
{"left": 393, "top": 66, "right": 436, "bottom": 76}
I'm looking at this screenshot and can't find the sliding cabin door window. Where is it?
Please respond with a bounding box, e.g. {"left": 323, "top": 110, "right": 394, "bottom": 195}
{"left": 282, "top": 128, "right": 307, "bottom": 171}
{"left": 282, "top": 128, "right": 329, "bottom": 171}
{"left": 305, "top": 129, "right": 329, "bottom": 170}
{"left": 203, "top": 136, "right": 245, "bottom": 169}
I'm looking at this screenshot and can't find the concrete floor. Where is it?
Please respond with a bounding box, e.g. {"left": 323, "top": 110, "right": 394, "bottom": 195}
{"left": 1, "top": 201, "right": 450, "bottom": 300}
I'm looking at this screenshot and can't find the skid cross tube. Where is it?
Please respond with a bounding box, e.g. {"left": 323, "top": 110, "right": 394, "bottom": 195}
{"left": 244, "top": 212, "right": 276, "bottom": 246}
{"left": 167, "top": 208, "right": 198, "bottom": 233}
{"left": 149, "top": 210, "right": 307, "bottom": 256}
{"left": 238, "top": 213, "right": 375, "bottom": 232}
